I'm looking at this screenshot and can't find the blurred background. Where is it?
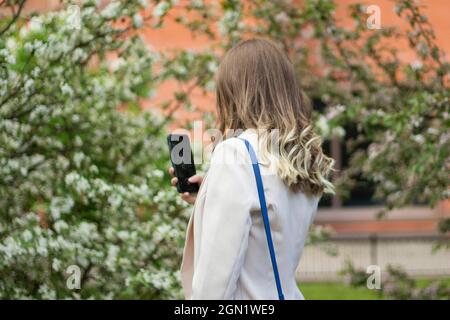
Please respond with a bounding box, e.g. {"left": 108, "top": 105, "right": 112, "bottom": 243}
{"left": 0, "top": 0, "right": 449, "bottom": 299}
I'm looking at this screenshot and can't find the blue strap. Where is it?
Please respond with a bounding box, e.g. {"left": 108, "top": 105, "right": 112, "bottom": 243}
{"left": 238, "top": 138, "right": 285, "bottom": 300}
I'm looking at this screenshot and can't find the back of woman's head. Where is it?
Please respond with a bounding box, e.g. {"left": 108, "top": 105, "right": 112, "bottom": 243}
{"left": 216, "top": 38, "right": 335, "bottom": 196}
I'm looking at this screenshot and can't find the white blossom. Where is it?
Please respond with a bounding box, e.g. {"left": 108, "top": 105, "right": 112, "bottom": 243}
{"left": 52, "top": 258, "right": 62, "bottom": 271}
{"left": 132, "top": 13, "right": 143, "bottom": 28}
{"left": 29, "top": 17, "right": 44, "bottom": 32}
{"left": 0, "top": 0, "right": 188, "bottom": 300}
{"left": 61, "top": 83, "right": 74, "bottom": 96}
{"left": 152, "top": 1, "right": 170, "bottom": 18}
{"left": 410, "top": 60, "right": 423, "bottom": 71}
{"left": 6, "top": 38, "right": 17, "bottom": 51}
{"left": 412, "top": 134, "right": 425, "bottom": 144}
{"left": 101, "top": 2, "right": 121, "bottom": 18}
{"left": 50, "top": 197, "right": 74, "bottom": 220}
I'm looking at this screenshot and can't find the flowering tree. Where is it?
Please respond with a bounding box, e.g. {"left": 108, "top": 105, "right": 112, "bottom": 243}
{"left": 302, "top": 0, "right": 449, "bottom": 214}
{"left": 0, "top": 0, "right": 189, "bottom": 299}
{"left": 1, "top": 0, "right": 448, "bottom": 299}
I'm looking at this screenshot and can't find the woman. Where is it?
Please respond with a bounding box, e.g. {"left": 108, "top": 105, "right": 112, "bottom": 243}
{"left": 169, "top": 39, "right": 335, "bottom": 300}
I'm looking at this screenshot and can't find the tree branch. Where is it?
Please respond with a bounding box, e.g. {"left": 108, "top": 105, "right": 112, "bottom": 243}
{"left": 0, "top": 0, "right": 26, "bottom": 36}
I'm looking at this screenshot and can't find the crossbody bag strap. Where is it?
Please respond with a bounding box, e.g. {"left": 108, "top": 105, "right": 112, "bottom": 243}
{"left": 238, "top": 138, "right": 285, "bottom": 300}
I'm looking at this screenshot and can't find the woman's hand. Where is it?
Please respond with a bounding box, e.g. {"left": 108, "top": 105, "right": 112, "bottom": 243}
{"left": 168, "top": 167, "right": 203, "bottom": 204}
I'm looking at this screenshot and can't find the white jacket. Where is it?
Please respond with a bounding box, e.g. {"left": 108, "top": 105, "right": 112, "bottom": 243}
{"left": 180, "top": 129, "right": 320, "bottom": 300}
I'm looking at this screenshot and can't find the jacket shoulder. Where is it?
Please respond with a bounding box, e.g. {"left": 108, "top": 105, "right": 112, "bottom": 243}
{"left": 211, "top": 138, "right": 250, "bottom": 165}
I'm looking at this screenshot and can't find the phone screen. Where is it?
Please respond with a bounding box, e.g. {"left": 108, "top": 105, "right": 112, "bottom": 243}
{"left": 167, "top": 134, "right": 199, "bottom": 193}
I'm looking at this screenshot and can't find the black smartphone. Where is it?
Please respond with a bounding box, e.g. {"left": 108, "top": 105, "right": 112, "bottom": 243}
{"left": 167, "top": 133, "right": 199, "bottom": 193}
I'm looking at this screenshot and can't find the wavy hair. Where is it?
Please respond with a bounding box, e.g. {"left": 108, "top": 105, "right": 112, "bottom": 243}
{"left": 215, "top": 39, "right": 335, "bottom": 195}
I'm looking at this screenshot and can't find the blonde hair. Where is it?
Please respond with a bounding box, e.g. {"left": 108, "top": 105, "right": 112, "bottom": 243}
{"left": 215, "top": 39, "right": 335, "bottom": 196}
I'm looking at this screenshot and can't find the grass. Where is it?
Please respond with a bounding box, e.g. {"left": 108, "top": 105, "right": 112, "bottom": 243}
{"left": 299, "top": 278, "right": 450, "bottom": 300}
{"left": 299, "top": 282, "right": 381, "bottom": 300}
